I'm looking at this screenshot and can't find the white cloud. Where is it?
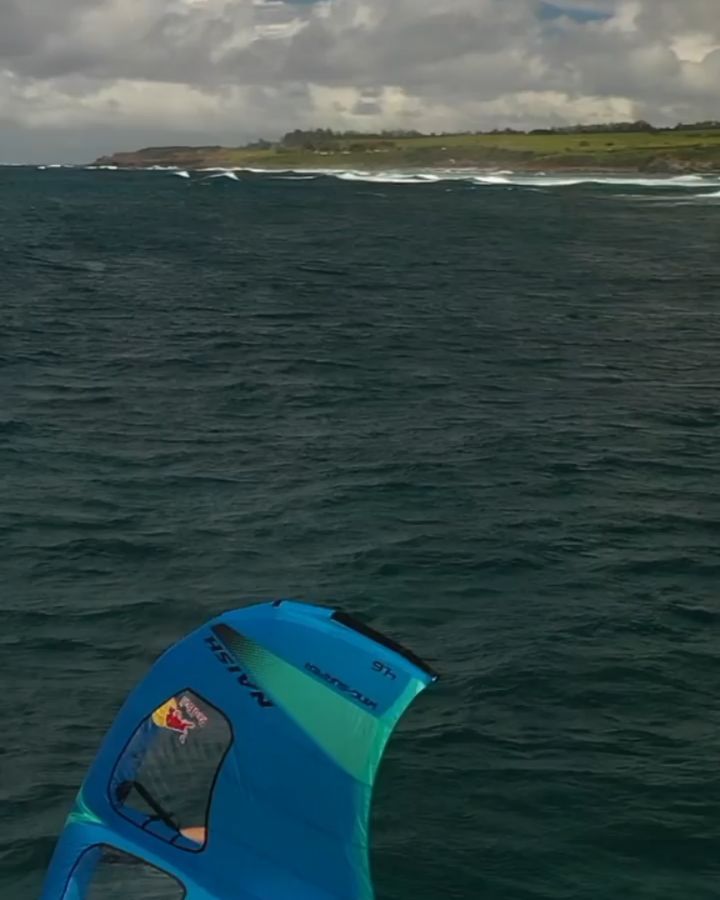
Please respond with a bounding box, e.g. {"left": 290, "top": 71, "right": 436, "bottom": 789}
{"left": 672, "top": 34, "right": 720, "bottom": 64}
{"left": 2, "top": 0, "right": 720, "bottom": 162}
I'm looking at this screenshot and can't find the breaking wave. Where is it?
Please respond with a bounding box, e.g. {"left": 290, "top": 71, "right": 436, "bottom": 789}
{"left": 208, "top": 171, "right": 240, "bottom": 181}
{"left": 472, "top": 172, "right": 720, "bottom": 189}
{"left": 53, "top": 164, "right": 720, "bottom": 197}
{"left": 336, "top": 171, "right": 442, "bottom": 184}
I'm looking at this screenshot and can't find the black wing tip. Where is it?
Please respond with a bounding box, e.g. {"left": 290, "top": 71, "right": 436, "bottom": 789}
{"left": 331, "top": 610, "right": 439, "bottom": 680}
{"left": 269, "top": 600, "right": 439, "bottom": 680}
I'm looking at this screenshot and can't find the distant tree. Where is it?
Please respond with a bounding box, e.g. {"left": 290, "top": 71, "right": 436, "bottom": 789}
{"left": 673, "top": 120, "right": 720, "bottom": 131}
{"left": 268, "top": 118, "right": 720, "bottom": 147}
{"left": 281, "top": 128, "right": 336, "bottom": 147}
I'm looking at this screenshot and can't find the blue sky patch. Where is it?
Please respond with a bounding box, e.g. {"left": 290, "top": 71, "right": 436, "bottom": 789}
{"left": 539, "top": 2, "right": 611, "bottom": 22}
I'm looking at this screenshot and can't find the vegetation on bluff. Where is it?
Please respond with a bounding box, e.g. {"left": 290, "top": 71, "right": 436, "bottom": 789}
{"left": 95, "top": 122, "right": 720, "bottom": 172}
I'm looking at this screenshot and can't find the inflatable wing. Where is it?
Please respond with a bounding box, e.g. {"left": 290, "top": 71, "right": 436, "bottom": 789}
{"left": 41, "top": 600, "right": 438, "bottom": 899}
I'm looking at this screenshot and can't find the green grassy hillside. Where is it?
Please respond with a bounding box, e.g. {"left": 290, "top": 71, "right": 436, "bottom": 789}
{"left": 95, "top": 128, "right": 720, "bottom": 172}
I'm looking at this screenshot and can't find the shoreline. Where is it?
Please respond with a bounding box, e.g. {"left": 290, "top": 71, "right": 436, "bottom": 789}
{"left": 85, "top": 160, "right": 720, "bottom": 177}
{"left": 90, "top": 131, "right": 720, "bottom": 176}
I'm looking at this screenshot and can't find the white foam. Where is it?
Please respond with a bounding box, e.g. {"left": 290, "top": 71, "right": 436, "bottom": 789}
{"left": 510, "top": 177, "right": 586, "bottom": 187}
{"left": 336, "top": 171, "right": 440, "bottom": 184}
{"left": 198, "top": 166, "right": 268, "bottom": 174}
{"left": 71, "top": 162, "right": 720, "bottom": 192}
{"left": 201, "top": 165, "right": 453, "bottom": 182}
{"left": 271, "top": 167, "right": 720, "bottom": 190}
{"left": 473, "top": 175, "right": 512, "bottom": 185}
{"left": 471, "top": 173, "right": 720, "bottom": 189}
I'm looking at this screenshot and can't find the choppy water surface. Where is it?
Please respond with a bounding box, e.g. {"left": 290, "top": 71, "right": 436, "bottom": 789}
{"left": 2, "top": 166, "right": 720, "bottom": 899}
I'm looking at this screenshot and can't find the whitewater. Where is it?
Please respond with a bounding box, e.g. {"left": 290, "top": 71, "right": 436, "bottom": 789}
{"left": 112, "top": 166, "right": 720, "bottom": 198}
{"left": 22, "top": 162, "right": 720, "bottom": 196}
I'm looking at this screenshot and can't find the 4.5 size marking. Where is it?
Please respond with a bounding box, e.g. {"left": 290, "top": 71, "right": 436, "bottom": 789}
{"left": 304, "top": 663, "right": 378, "bottom": 710}
{"left": 372, "top": 660, "right": 397, "bottom": 680}
{"left": 205, "top": 635, "right": 274, "bottom": 708}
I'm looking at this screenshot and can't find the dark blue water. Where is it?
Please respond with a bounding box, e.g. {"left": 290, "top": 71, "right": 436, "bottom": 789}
{"left": 2, "top": 166, "right": 720, "bottom": 899}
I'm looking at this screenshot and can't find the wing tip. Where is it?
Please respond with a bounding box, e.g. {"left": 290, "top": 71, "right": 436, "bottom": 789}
{"left": 268, "top": 599, "right": 439, "bottom": 681}
{"left": 330, "top": 610, "right": 439, "bottom": 681}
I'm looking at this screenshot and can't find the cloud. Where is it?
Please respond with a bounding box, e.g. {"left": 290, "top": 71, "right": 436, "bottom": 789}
{"left": 1, "top": 0, "right": 720, "bottom": 161}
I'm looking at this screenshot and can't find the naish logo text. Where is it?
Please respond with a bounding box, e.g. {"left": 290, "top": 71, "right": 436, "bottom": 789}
{"left": 205, "top": 635, "right": 274, "bottom": 708}
{"left": 304, "top": 663, "right": 378, "bottom": 710}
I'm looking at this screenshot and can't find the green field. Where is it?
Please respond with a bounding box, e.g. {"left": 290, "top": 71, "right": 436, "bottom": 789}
{"left": 97, "top": 128, "right": 720, "bottom": 172}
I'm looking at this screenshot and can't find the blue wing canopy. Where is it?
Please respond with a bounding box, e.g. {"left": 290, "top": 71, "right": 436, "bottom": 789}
{"left": 41, "top": 600, "right": 438, "bottom": 900}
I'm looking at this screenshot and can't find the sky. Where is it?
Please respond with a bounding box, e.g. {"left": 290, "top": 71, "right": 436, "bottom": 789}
{"left": 1, "top": 0, "right": 720, "bottom": 162}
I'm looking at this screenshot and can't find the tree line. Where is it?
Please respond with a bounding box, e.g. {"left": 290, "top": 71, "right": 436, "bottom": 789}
{"left": 242, "top": 121, "right": 720, "bottom": 150}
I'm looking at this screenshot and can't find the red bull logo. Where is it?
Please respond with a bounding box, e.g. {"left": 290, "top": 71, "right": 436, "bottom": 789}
{"left": 152, "top": 695, "right": 207, "bottom": 744}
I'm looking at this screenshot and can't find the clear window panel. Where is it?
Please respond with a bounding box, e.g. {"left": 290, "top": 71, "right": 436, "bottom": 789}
{"left": 64, "top": 845, "right": 185, "bottom": 899}
{"left": 110, "top": 690, "right": 232, "bottom": 849}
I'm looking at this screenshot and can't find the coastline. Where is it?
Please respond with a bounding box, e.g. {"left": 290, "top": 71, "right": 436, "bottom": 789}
{"left": 89, "top": 157, "right": 720, "bottom": 177}
{"left": 91, "top": 130, "right": 720, "bottom": 176}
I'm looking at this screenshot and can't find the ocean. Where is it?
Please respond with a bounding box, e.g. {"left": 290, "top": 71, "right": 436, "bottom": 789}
{"left": 2, "top": 164, "right": 720, "bottom": 899}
